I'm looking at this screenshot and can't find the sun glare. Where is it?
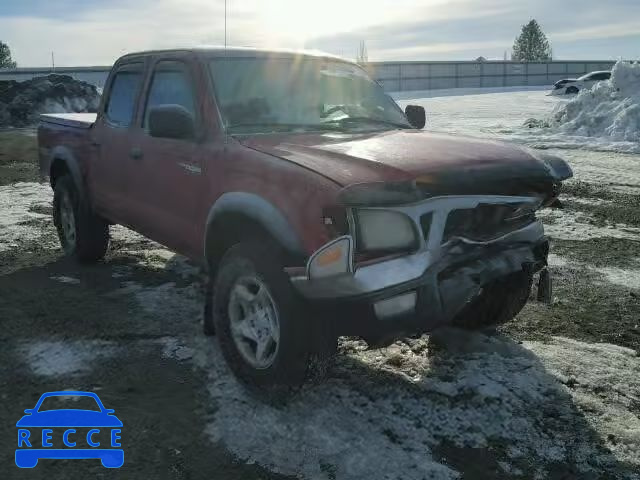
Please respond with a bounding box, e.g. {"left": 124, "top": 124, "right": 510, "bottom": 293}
{"left": 253, "top": 0, "right": 435, "bottom": 44}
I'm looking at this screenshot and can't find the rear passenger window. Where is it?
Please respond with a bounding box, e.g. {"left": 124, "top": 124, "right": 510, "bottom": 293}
{"left": 143, "top": 61, "right": 196, "bottom": 128}
{"left": 105, "top": 63, "right": 143, "bottom": 126}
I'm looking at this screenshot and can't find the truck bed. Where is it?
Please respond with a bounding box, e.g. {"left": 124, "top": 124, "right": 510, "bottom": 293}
{"left": 40, "top": 113, "right": 97, "bottom": 129}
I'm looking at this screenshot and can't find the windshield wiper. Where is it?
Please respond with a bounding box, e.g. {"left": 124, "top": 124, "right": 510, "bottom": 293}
{"left": 226, "top": 122, "right": 341, "bottom": 133}
{"left": 322, "top": 116, "right": 411, "bottom": 130}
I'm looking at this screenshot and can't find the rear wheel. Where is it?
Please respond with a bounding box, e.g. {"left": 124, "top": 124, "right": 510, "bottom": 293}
{"left": 53, "top": 175, "right": 109, "bottom": 262}
{"left": 452, "top": 270, "right": 533, "bottom": 329}
{"left": 209, "top": 241, "right": 336, "bottom": 398}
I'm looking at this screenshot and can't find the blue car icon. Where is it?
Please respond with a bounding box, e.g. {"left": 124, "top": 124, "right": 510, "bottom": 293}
{"left": 16, "top": 391, "right": 123, "bottom": 468}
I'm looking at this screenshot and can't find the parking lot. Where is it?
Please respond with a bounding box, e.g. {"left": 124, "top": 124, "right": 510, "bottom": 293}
{"left": 1, "top": 88, "right": 639, "bottom": 479}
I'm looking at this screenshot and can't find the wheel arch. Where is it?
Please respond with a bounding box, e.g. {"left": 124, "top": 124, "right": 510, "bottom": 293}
{"left": 204, "top": 192, "right": 307, "bottom": 272}
{"left": 48, "top": 146, "right": 88, "bottom": 205}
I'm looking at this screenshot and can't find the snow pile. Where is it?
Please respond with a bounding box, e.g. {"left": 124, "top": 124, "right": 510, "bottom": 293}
{"left": 552, "top": 60, "right": 640, "bottom": 142}
{"left": 0, "top": 74, "right": 100, "bottom": 127}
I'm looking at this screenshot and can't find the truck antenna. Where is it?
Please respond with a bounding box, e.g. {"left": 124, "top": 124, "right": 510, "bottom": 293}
{"left": 223, "top": 0, "right": 229, "bottom": 144}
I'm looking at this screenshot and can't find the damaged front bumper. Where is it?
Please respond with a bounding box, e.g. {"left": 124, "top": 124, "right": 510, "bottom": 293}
{"left": 289, "top": 195, "right": 549, "bottom": 338}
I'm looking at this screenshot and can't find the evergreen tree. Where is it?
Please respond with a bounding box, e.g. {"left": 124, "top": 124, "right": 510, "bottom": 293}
{"left": 0, "top": 41, "right": 17, "bottom": 68}
{"left": 512, "top": 20, "right": 552, "bottom": 62}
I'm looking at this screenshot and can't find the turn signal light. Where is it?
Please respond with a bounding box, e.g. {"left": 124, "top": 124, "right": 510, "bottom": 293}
{"left": 307, "top": 236, "right": 353, "bottom": 279}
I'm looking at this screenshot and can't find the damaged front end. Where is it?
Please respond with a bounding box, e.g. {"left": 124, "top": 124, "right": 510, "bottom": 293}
{"left": 289, "top": 155, "right": 571, "bottom": 344}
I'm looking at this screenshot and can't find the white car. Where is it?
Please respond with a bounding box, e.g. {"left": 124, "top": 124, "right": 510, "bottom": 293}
{"left": 550, "top": 70, "right": 611, "bottom": 95}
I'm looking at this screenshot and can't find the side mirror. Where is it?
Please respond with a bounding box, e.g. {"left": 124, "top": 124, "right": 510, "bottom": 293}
{"left": 405, "top": 105, "right": 426, "bottom": 129}
{"left": 24, "top": 409, "right": 34, "bottom": 414}
{"left": 105, "top": 409, "right": 115, "bottom": 414}
{"left": 148, "top": 104, "right": 195, "bottom": 140}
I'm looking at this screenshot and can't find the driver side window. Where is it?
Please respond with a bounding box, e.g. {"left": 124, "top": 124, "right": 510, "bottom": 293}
{"left": 143, "top": 61, "right": 197, "bottom": 129}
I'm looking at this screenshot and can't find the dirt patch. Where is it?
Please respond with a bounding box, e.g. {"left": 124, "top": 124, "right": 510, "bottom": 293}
{"left": 562, "top": 181, "right": 640, "bottom": 227}
{"left": 503, "top": 264, "right": 640, "bottom": 352}
{"left": 552, "top": 237, "right": 640, "bottom": 269}
{"left": 0, "top": 131, "right": 39, "bottom": 185}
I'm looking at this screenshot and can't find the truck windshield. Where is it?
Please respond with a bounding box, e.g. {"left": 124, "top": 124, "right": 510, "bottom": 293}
{"left": 209, "top": 57, "right": 411, "bottom": 133}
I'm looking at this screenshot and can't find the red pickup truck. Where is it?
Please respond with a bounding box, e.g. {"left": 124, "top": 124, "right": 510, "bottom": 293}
{"left": 39, "top": 47, "right": 571, "bottom": 393}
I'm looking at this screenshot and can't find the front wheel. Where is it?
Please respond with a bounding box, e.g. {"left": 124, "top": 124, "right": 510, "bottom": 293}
{"left": 566, "top": 86, "right": 579, "bottom": 94}
{"left": 210, "top": 241, "right": 336, "bottom": 397}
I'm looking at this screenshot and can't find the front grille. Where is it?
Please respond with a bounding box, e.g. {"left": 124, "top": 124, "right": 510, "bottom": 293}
{"left": 419, "top": 212, "right": 433, "bottom": 242}
{"left": 442, "top": 204, "right": 535, "bottom": 243}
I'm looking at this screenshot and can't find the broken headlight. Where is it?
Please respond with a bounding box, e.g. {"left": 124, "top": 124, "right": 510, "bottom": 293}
{"left": 355, "top": 209, "right": 418, "bottom": 253}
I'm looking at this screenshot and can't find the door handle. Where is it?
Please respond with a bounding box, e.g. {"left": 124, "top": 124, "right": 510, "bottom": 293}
{"left": 130, "top": 147, "right": 143, "bottom": 160}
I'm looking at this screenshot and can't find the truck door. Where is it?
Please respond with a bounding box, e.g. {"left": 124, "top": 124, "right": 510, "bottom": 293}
{"left": 89, "top": 61, "right": 146, "bottom": 225}
{"left": 124, "top": 57, "right": 203, "bottom": 256}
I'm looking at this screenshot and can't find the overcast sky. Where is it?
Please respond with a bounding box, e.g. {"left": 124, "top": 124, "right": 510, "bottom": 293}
{"left": 2, "top": 0, "right": 638, "bottom": 66}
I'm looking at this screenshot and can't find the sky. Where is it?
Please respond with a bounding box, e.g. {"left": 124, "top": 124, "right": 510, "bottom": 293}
{"left": 1, "top": 0, "right": 638, "bottom": 67}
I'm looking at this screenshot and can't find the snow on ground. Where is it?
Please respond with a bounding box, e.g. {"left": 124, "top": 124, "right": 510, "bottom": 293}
{"left": 537, "top": 208, "right": 640, "bottom": 241}
{"left": 0, "top": 182, "right": 52, "bottom": 252}
{"left": 190, "top": 329, "right": 640, "bottom": 479}
{"left": 597, "top": 265, "right": 640, "bottom": 290}
{"left": 21, "top": 340, "right": 118, "bottom": 377}
{"left": 49, "top": 275, "right": 81, "bottom": 285}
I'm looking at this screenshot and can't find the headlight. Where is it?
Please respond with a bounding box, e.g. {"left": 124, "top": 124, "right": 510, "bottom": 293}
{"left": 355, "top": 209, "right": 418, "bottom": 252}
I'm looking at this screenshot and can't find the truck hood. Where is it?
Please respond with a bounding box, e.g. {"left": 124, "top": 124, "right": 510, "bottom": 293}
{"left": 240, "top": 129, "right": 572, "bottom": 204}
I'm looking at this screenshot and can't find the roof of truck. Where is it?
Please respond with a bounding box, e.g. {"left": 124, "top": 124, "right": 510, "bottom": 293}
{"left": 118, "top": 46, "right": 351, "bottom": 63}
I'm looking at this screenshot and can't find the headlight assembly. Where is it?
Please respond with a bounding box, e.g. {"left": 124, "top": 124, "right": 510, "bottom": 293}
{"left": 355, "top": 209, "right": 418, "bottom": 252}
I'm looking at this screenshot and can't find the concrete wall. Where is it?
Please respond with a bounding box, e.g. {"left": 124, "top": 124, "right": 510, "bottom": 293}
{"left": 368, "top": 61, "right": 617, "bottom": 92}
{"left": 0, "top": 61, "right": 617, "bottom": 92}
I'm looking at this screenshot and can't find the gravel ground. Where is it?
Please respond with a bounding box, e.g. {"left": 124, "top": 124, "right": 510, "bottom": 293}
{"left": 1, "top": 88, "right": 639, "bottom": 479}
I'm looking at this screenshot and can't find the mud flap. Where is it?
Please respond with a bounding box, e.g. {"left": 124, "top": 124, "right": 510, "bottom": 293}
{"left": 536, "top": 267, "right": 552, "bottom": 304}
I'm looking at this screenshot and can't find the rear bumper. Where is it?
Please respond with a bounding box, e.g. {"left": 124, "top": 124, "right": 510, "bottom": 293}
{"left": 290, "top": 219, "right": 548, "bottom": 341}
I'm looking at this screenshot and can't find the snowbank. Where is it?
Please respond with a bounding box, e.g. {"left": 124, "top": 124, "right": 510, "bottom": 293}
{"left": 552, "top": 60, "right": 640, "bottom": 142}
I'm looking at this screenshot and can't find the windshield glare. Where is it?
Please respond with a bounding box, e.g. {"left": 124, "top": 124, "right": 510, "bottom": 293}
{"left": 209, "top": 57, "right": 410, "bottom": 133}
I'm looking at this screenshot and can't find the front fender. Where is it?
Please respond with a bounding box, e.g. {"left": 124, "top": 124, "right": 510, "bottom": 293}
{"left": 48, "top": 146, "right": 88, "bottom": 205}
{"left": 204, "top": 192, "right": 306, "bottom": 264}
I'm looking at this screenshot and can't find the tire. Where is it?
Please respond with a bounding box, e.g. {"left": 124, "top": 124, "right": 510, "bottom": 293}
{"left": 566, "top": 86, "right": 579, "bottom": 94}
{"left": 53, "top": 175, "right": 109, "bottom": 263}
{"left": 452, "top": 270, "right": 533, "bottom": 329}
{"left": 210, "top": 241, "right": 336, "bottom": 398}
